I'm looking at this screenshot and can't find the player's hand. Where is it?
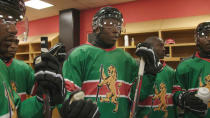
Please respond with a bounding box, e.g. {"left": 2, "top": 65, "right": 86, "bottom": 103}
{"left": 136, "top": 43, "right": 163, "bottom": 75}
{"left": 60, "top": 91, "right": 100, "bottom": 118}
{"left": 34, "top": 52, "right": 66, "bottom": 106}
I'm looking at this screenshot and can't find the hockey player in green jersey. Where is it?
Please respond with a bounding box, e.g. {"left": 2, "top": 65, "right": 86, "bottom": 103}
{"left": 0, "top": 0, "right": 100, "bottom": 118}
{"left": 0, "top": 0, "right": 66, "bottom": 117}
{"left": 0, "top": 36, "right": 35, "bottom": 101}
{"left": 173, "top": 22, "right": 210, "bottom": 118}
{"left": 0, "top": 51, "right": 66, "bottom": 118}
{"left": 0, "top": 1, "right": 45, "bottom": 116}
{"left": 137, "top": 36, "right": 176, "bottom": 118}
{"left": 62, "top": 6, "right": 162, "bottom": 118}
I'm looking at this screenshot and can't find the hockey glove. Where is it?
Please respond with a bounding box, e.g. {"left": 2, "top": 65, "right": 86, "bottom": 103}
{"left": 178, "top": 91, "right": 207, "bottom": 117}
{"left": 34, "top": 52, "right": 66, "bottom": 106}
{"left": 135, "top": 43, "right": 163, "bottom": 75}
{"left": 60, "top": 91, "right": 100, "bottom": 118}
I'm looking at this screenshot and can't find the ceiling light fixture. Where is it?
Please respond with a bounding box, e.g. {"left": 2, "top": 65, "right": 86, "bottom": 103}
{"left": 25, "top": 0, "right": 54, "bottom": 10}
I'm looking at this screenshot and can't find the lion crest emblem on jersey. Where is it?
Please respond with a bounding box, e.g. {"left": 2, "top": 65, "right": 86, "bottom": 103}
{"left": 97, "top": 65, "right": 122, "bottom": 112}
{"left": 153, "top": 83, "right": 168, "bottom": 118}
{"left": 3, "top": 82, "right": 18, "bottom": 118}
{"left": 200, "top": 74, "right": 210, "bottom": 108}
{"left": 10, "top": 81, "right": 17, "bottom": 92}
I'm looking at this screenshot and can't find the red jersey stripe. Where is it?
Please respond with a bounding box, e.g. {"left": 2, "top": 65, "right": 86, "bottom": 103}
{"left": 172, "top": 85, "right": 183, "bottom": 93}
{"left": 138, "top": 94, "right": 173, "bottom": 107}
{"left": 82, "top": 81, "right": 132, "bottom": 97}
{"left": 65, "top": 79, "right": 81, "bottom": 92}
{"left": 18, "top": 92, "right": 27, "bottom": 101}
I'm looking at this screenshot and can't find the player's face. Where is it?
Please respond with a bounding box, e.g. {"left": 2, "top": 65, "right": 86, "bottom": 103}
{"left": 0, "top": 14, "right": 18, "bottom": 57}
{"left": 98, "top": 18, "right": 121, "bottom": 47}
{"left": 4, "top": 39, "right": 19, "bottom": 58}
{"left": 153, "top": 39, "right": 165, "bottom": 59}
{"left": 197, "top": 32, "right": 210, "bottom": 53}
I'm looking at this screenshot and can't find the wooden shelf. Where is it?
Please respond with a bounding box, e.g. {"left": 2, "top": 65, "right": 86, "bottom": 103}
{"left": 117, "top": 46, "right": 125, "bottom": 49}
{"left": 16, "top": 44, "right": 29, "bottom": 53}
{"left": 16, "top": 52, "right": 29, "bottom": 55}
{"left": 30, "top": 51, "right": 41, "bottom": 54}
{"left": 18, "top": 42, "right": 29, "bottom": 45}
{"left": 15, "top": 33, "right": 59, "bottom": 68}
{"left": 23, "top": 60, "right": 30, "bottom": 63}
{"left": 118, "top": 46, "right": 136, "bottom": 48}
{"left": 162, "top": 57, "right": 180, "bottom": 62}
{"left": 116, "top": 14, "right": 210, "bottom": 69}
{"left": 165, "top": 43, "right": 195, "bottom": 47}
{"left": 117, "top": 32, "right": 159, "bottom": 47}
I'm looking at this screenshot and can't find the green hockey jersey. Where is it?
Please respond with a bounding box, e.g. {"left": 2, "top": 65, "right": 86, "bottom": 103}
{"left": 0, "top": 59, "right": 43, "bottom": 118}
{"left": 63, "top": 44, "right": 139, "bottom": 118}
{"left": 6, "top": 59, "right": 35, "bottom": 101}
{"left": 137, "top": 62, "right": 176, "bottom": 118}
{"left": 0, "top": 58, "right": 18, "bottom": 117}
{"left": 173, "top": 52, "right": 210, "bottom": 118}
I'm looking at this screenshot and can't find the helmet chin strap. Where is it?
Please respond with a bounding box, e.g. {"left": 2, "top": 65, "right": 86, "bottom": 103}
{"left": 0, "top": 55, "right": 12, "bottom": 63}
{"left": 90, "top": 31, "right": 115, "bottom": 49}
{"left": 197, "top": 43, "right": 210, "bottom": 58}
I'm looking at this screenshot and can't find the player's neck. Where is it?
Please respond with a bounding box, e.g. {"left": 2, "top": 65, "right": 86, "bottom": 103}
{"left": 0, "top": 56, "right": 12, "bottom": 63}
{"left": 198, "top": 51, "right": 210, "bottom": 59}
{"left": 89, "top": 37, "right": 115, "bottom": 49}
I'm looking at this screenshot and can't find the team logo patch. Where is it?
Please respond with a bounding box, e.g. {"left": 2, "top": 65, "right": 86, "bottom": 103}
{"left": 153, "top": 83, "right": 168, "bottom": 118}
{"left": 97, "top": 65, "right": 122, "bottom": 112}
{"left": 10, "top": 81, "right": 17, "bottom": 92}
{"left": 200, "top": 74, "right": 210, "bottom": 108}
{"left": 3, "top": 82, "right": 18, "bottom": 118}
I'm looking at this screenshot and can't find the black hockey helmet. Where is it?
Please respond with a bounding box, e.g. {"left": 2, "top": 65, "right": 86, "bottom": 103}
{"left": 195, "top": 21, "right": 210, "bottom": 40}
{"left": 0, "top": 0, "right": 26, "bottom": 21}
{"left": 0, "top": 0, "right": 28, "bottom": 41}
{"left": 92, "top": 6, "right": 123, "bottom": 31}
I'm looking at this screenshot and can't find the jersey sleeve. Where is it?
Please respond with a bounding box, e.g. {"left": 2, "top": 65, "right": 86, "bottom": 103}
{"left": 139, "top": 74, "right": 156, "bottom": 101}
{"left": 17, "top": 96, "right": 44, "bottom": 118}
{"left": 173, "top": 63, "right": 188, "bottom": 105}
{"left": 25, "top": 65, "right": 35, "bottom": 95}
{"left": 126, "top": 56, "right": 138, "bottom": 101}
{"left": 128, "top": 57, "right": 156, "bottom": 101}
{"left": 62, "top": 48, "right": 87, "bottom": 93}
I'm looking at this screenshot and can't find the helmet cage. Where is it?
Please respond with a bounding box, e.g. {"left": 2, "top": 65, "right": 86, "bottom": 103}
{"left": 92, "top": 7, "right": 124, "bottom": 32}
{"left": 0, "top": 0, "right": 25, "bottom": 22}
{"left": 196, "top": 22, "right": 210, "bottom": 40}
{"left": 0, "top": 0, "right": 28, "bottom": 41}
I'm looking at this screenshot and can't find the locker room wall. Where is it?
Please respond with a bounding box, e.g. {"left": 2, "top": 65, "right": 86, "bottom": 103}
{"left": 26, "top": 0, "right": 210, "bottom": 44}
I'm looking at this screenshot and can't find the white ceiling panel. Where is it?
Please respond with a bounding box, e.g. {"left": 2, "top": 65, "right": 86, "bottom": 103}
{"left": 24, "top": 0, "right": 135, "bottom": 21}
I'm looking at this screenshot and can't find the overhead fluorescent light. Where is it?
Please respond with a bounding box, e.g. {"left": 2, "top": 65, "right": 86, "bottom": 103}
{"left": 25, "top": 0, "right": 54, "bottom": 10}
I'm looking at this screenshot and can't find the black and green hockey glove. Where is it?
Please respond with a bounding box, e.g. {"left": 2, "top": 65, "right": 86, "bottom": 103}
{"left": 60, "top": 91, "right": 100, "bottom": 118}
{"left": 135, "top": 42, "right": 163, "bottom": 75}
{"left": 178, "top": 91, "right": 207, "bottom": 117}
{"left": 34, "top": 52, "right": 66, "bottom": 106}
